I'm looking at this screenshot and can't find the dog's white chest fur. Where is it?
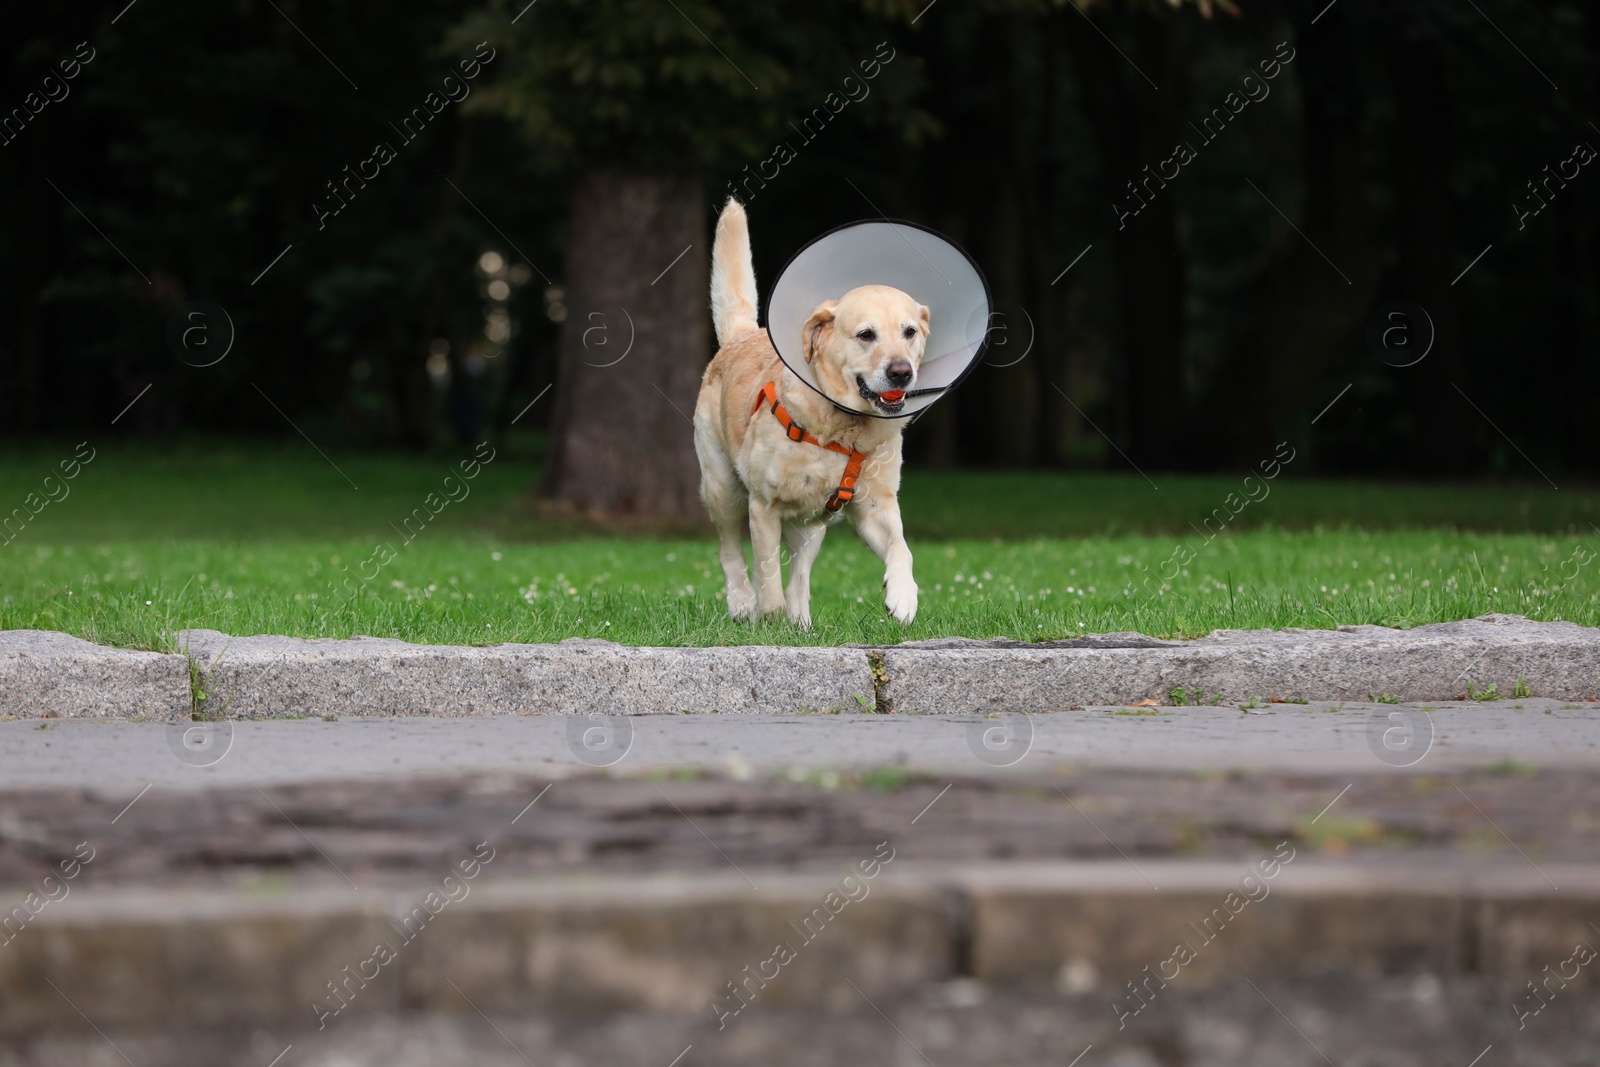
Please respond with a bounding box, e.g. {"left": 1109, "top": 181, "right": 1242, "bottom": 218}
{"left": 741, "top": 423, "right": 853, "bottom": 520}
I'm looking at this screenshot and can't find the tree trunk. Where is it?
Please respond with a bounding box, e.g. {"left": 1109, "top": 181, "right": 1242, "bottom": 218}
{"left": 981, "top": 149, "right": 1039, "bottom": 467}
{"left": 1265, "top": 10, "right": 1381, "bottom": 439}
{"left": 1064, "top": 6, "right": 1188, "bottom": 470}
{"left": 966, "top": 14, "right": 1042, "bottom": 468}
{"left": 8, "top": 134, "right": 49, "bottom": 432}
{"left": 429, "top": 121, "right": 473, "bottom": 446}
{"left": 1585, "top": 8, "right": 1600, "bottom": 475}
{"left": 1203, "top": 3, "right": 1382, "bottom": 469}
{"left": 1388, "top": 38, "right": 1478, "bottom": 475}
{"left": 540, "top": 169, "right": 708, "bottom": 522}
{"left": 1028, "top": 9, "right": 1072, "bottom": 467}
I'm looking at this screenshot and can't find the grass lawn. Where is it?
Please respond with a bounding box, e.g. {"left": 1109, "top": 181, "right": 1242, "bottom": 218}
{"left": 3, "top": 439, "right": 1598, "bottom": 649}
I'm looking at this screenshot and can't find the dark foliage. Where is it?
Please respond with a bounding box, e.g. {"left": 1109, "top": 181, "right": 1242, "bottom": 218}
{"left": 1, "top": 0, "right": 1594, "bottom": 482}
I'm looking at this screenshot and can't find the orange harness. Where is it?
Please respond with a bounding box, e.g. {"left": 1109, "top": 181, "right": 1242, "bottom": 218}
{"left": 753, "top": 381, "right": 866, "bottom": 512}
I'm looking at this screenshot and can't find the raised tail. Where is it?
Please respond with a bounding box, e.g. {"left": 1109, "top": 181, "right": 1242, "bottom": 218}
{"left": 710, "top": 198, "right": 760, "bottom": 347}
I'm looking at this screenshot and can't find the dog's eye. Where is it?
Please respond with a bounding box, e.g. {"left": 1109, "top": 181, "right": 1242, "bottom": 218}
{"left": 857, "top": 328, "right": 876, "bottom": 343}
{"left": 902, "top": 326, "right": 917, "bottom": 340}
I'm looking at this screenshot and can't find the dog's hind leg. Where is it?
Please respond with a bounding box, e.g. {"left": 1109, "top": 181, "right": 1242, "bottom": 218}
{"left": 783, "top": 521, "right": 828, "bottom": 630}
{"left": 698, "top": 447, "right": 757, "bottom": 620}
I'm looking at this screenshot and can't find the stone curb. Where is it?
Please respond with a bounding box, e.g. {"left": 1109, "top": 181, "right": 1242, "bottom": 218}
{"left": 0, "top": 630, "right": 189, "bottom": 722}
{"left": 2, "top": 861, "right": 1597, "bottom": 1036}
{"left": 2, "top": 614, "right": 1596, "bottom": 720}
{"left": 176, "top": 629, "right": 876, "bottom": 718}
{"left": 884, "top": 613, "right": 1600, "bottom": 713}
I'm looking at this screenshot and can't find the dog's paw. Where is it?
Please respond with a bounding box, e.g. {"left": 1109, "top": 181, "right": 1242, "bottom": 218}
{"left": 787, "top": 607, "right": 813, "bottom": 632}
{"left": 725, "top": 587, "right": 758, "bottom": 621}
{"left": 884, "top": 579, "right": 918, "bottom": 626}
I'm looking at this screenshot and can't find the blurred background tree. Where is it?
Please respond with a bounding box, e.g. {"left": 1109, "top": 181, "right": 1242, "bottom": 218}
{"left": 449, "top": 0, "right": 927, "bottom": 521}
{"left": 1, "top": 0, "right": 1595, "bottom": 518}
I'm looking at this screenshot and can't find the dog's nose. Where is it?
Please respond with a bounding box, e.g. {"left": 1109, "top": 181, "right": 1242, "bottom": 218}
{"left": 885, "top": 361, "right": 913, "bottom": 387}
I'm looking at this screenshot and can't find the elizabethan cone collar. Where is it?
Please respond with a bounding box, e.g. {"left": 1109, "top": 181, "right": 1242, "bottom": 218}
{"left": 764, "top": 219, "right": 992, "bottom": 419}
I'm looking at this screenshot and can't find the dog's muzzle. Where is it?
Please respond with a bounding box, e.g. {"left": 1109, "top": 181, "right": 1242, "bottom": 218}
{"left": 857, "top": 375, "right": 906, "bottom": 414}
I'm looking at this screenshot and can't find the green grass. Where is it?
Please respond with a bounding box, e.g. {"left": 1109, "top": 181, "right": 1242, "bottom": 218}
{"left": 7, "top": 439, "right": 1600, "bottom": 542}
{"left": 3, "top": 440, "right": 1598, "bottom": 649}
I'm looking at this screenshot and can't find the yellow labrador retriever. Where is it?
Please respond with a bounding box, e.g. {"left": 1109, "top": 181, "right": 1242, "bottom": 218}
{"left": 694, "top": 199, "right": 925, "bottom": 628}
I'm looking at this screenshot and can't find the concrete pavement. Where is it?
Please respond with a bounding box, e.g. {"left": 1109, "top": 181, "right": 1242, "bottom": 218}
{"left": 2, "top": 699, "right": 1597, "bottom": 792}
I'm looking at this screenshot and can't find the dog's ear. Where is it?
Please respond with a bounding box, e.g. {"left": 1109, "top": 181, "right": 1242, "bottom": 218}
{"left": 802, "top": 301, "right": 837, "bottom": 364}
{"left": 918, "top": 304, "right": 930, "bottom": 337}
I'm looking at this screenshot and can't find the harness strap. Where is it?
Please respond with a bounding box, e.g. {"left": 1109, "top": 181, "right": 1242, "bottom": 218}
{"left": 753, "top": 381, "right": 868, "bottom": 513}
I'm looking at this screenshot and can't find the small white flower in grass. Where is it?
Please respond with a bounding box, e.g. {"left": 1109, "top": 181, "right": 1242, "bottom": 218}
{"left": 145, "top": 600, "right": 152, "bottom": 605}
{"left": 491, "top": 551, "right": 502, "bottom": 561}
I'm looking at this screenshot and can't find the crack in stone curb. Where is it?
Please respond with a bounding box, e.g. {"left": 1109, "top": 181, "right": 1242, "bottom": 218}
{"left": 185, "top": 648, "right": 222, "bottom": 722}
{"left": 866, "top": 650, "right": 892, "bottom": 714}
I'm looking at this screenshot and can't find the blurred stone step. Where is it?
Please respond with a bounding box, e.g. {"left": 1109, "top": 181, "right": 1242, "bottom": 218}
{"left": 4, "top": 766, "right": 1598, "bottom": 892}
{"left": 1, "top": 862, "right": 1595, "bottom": 1065}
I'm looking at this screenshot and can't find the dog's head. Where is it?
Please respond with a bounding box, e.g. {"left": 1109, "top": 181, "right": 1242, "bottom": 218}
{"left": 800, "top": 284, "right": 929, "bottom": 416}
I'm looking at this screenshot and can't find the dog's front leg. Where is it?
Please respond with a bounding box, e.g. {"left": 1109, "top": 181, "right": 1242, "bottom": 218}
{"left": 783, "top": 522, "right": 828, "bottom": 630}
{"left": 851, "top": 493, "right": 917, "bottom": 625}
{"left": 747, "top": 498, "right": 787, "bottom": 617}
